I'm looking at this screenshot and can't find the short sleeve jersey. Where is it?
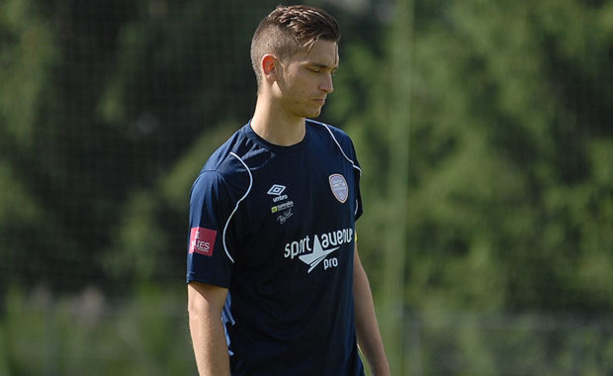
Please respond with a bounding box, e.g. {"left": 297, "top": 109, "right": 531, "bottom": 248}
{"left": 187, "top": 120, "right": 365, "bottom": 376}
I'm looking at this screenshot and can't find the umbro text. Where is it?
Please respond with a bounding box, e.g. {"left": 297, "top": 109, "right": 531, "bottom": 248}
{"left": 273, "top": 194, "right": 288, "bottom": 202}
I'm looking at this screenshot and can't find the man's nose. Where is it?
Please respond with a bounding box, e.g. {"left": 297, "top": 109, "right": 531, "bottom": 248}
{"left": 320, "top": 73, "right": 334, "bottom": 94}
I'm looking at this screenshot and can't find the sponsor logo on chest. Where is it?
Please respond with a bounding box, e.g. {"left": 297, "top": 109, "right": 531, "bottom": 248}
{"left": 284, "top": 228, "right": 354, "bottom": 273}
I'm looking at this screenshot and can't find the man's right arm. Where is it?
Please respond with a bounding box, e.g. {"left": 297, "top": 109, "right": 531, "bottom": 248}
{"left": 188, "top": 281, "right": 230, "bottom": 376}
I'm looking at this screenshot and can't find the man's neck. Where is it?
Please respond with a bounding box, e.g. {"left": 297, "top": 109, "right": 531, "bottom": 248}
{"left": 250, "top": 98, "right": 306, "bottom": 147}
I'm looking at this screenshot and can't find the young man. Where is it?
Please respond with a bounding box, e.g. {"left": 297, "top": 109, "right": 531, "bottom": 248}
{"left": 186, "top": 5, "right": 390, "bottom": 376}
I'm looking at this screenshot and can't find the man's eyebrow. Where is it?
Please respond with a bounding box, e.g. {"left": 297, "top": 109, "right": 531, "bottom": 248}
{"left": 307, "top": 62, "right": 339, "bottom": 70}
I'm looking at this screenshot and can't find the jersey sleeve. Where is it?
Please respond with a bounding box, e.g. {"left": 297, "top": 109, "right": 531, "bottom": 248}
{"left": 186, "top": 170, "right": 237, "bottom": 288}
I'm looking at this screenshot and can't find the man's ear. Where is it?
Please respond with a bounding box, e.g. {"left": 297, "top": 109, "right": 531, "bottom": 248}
{"left": 261, "top": 54, "right": 277, "bottom": 80}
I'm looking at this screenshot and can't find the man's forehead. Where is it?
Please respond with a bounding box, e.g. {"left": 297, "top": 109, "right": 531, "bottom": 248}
{"left": 300, "top": 40, "right": 339, "bottom": 66}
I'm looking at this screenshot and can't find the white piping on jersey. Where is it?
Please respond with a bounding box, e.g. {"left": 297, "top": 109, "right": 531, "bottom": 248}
{"left": 319, "top": 122, "right": 363, "bottom": 216}
{"left": 319, "top": 122, "right": 362, "bottom": 176}
{"left": 222, "top": 152, "right": 253, "bottom": 264}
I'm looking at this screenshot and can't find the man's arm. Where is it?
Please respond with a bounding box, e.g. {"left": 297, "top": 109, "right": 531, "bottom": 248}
{"left": 188, "top": 281, "right": 231, "bottom": 376}
{"left": 353, "top": 245, "right": 391, "bottom": 376}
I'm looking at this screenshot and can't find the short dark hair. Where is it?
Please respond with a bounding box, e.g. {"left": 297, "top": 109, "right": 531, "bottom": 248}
{"left": 250, "top": 5, "right": 341, "bottom": 86}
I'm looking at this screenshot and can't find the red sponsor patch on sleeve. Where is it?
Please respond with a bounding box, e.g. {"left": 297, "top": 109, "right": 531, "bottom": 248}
{"left": 189, "top": 227, "right": 217, "bottom": 257}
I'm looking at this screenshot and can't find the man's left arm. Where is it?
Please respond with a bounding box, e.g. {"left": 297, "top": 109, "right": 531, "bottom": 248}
{"left": 353, "top": 244, "right": 391, "bottom": 376}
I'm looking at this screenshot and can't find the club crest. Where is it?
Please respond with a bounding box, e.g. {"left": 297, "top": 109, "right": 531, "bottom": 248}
{"left": 329, "top": 174, "right": 348, "bottom": 203}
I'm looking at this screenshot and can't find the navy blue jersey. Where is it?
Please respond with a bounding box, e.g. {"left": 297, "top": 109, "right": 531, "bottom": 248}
{"left": 187, "top": 119, "right": 365, "bottom": 376}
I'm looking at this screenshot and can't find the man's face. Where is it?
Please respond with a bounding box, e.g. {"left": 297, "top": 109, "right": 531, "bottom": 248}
{"left": 275, "top": 39, "right": 339, "bottom": 119}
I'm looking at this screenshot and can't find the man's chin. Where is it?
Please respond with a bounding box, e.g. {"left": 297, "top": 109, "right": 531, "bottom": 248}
{"left": 304, "top": 109, "right": 322, "bottom": 119}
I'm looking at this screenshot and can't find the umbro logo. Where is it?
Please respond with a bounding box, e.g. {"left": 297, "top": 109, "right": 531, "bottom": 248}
{"left": 268, "top": 184, "right": 292, "bottom": 216}
{"left": 267, "top": 184, "right": 286, "bottom": 196}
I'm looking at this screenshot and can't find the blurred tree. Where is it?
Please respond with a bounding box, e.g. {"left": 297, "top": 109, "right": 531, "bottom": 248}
{"left": 326, "top": 0, "right": 613, "bottom": 316}
{"left": 402, "top": 0, "right": 613, "bottom": 312}
{"left": 0, "top": 0, "right": 295, "bottom": 292}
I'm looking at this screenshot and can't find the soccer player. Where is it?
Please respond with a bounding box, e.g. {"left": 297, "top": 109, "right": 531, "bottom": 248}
{"left": 186, "top": 5, "right": 390, "bottom": 376}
